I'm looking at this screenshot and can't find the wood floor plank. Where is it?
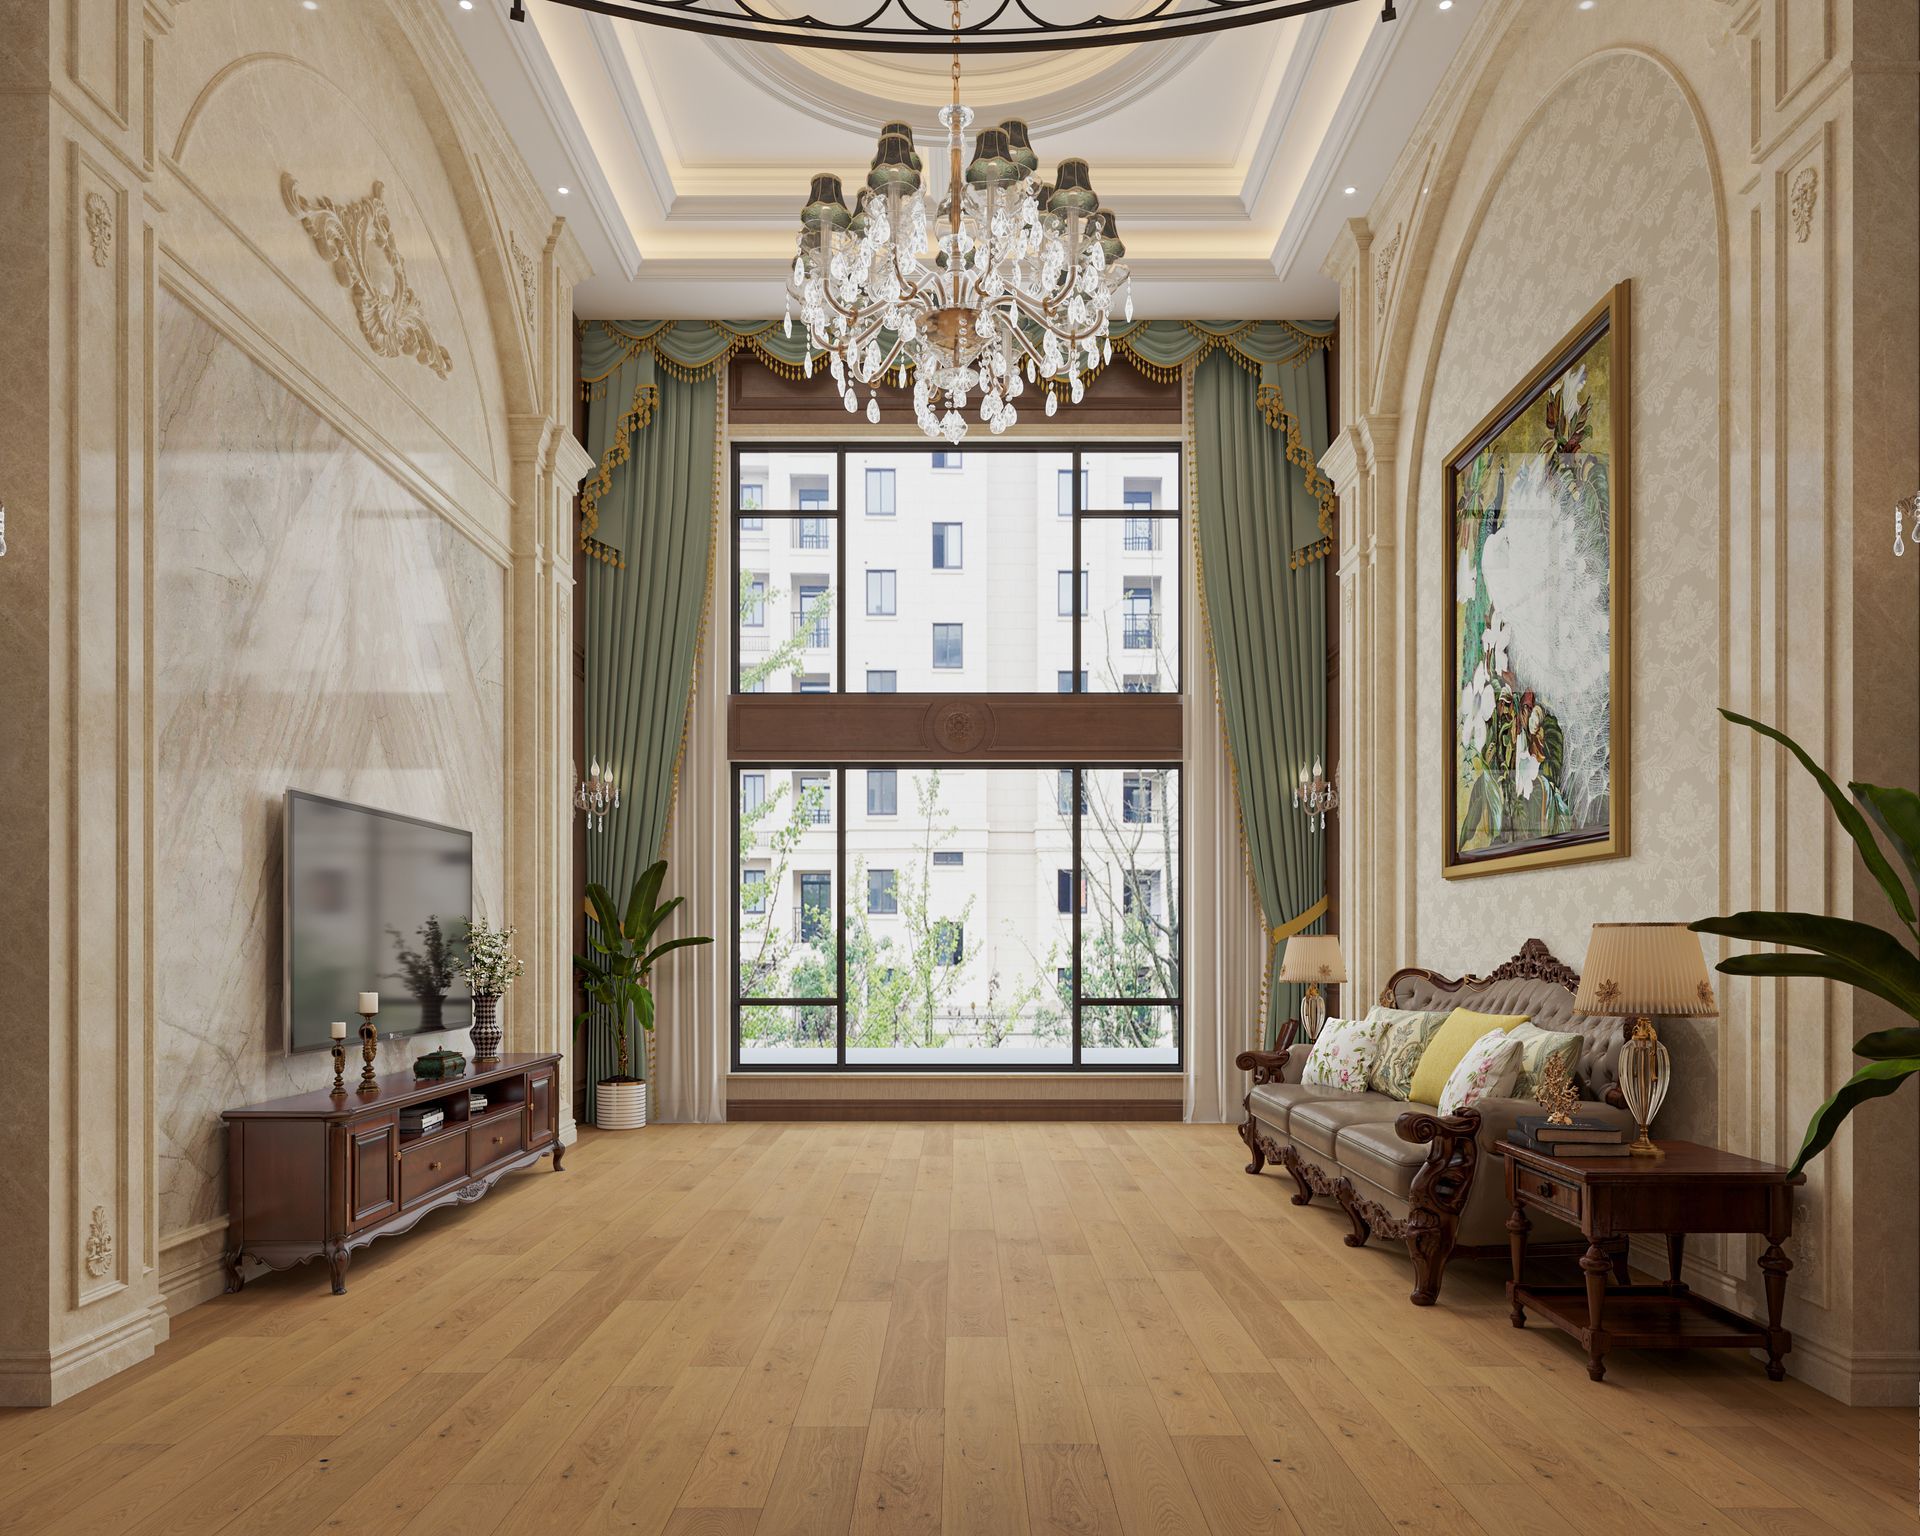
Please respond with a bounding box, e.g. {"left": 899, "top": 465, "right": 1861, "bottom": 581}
{"left": 5, "top": 1124, "right": 1903, "bottom": 1536}
{"left": 852, "top": 1408, "right": 944, "bottom": 1536}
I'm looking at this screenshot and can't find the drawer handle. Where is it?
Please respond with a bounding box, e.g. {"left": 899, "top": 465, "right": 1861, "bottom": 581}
{"left": 491, "top": 1135, "right": 503, "bottom": 1145}
{"left": 428, "top": 1161, "right": 441, "bottom": 1171}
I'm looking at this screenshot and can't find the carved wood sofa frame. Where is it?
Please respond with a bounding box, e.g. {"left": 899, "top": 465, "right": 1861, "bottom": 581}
{"left": 1236, "top": 939, "right": 1631, "bottom": 1306}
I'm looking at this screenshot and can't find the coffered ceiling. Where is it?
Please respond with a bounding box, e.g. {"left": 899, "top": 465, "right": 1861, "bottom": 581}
{"left": 447, "top": 0, "right": 1485, "bottom": 318}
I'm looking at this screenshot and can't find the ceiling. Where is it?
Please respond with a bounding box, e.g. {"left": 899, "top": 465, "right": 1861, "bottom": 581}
{"left": 447, "top": 0, "right": 1485, "bottom": 319}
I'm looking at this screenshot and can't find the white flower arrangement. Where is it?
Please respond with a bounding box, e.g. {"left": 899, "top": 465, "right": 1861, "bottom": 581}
{"left": 459, "top": 919, "right": 524, "bottom": 998}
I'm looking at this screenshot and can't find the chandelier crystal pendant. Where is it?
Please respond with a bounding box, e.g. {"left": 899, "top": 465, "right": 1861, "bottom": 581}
{"left": 784, "top": 1, "right": 1132, "bottom": 443}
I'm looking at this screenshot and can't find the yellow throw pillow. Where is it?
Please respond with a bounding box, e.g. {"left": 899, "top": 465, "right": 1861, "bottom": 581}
{"left": 1407, "top": 1008, "right": 1532, "bottom": 1107}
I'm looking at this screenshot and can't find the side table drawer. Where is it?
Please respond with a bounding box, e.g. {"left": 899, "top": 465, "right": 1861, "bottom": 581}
{"left": 1521, "top": 1167, "right": 1584, "bottom": 1223}
{"left": 470, "top": 1115, "right": 524, "bottom": 1174}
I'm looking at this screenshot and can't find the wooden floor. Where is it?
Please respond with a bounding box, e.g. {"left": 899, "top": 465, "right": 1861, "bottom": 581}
{"left": 2, "top": 1123, "right": 1913, "bottom": 1535}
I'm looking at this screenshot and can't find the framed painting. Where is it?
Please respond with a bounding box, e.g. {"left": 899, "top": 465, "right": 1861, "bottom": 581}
{"left": 1443, "top": 283, "right": 1630, "bottom": 880}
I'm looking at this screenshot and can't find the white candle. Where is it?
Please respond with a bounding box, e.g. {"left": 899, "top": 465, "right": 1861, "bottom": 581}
{"left": 330, "top": 1020, "right": 348, "bottom": 1040}
{"left": 358, "top": 991, "right": 379, "bottom": 1015}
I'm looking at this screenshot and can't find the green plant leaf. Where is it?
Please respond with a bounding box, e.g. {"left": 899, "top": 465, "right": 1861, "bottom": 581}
{"left": 1689, "top": 910, "right": 1920, "bottom": 1016}
{"left": 628, "top": 861, "right": 669, "bottom": 937}
{"left": 1855, "top": 1026, "right": 1920, "bottom": 1059}
{"left": 1853, "top": 782, "right": 1920, "bottom": 914}
{"left": 1720, "top": 709, "right": 1915, "bottom": 929}
{"left": 1707, "top": 951, "right": 1920, "bottom": 1021}
{"left": 587, "top": 882, "right": 622, "bottom": 940}
{"left": 1789, "top": 1056, "right": 1920, "bottom": 1175}
{"left": 645, "top": 934, "right": 713, "bottom": 968}
{"left": 639, "top": 894, "right": 686, "bottom": 948}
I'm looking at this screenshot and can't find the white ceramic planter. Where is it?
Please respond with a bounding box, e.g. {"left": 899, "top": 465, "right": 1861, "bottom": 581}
{"left": 596, "top": 1079, "right": 647, "bottom": 1130}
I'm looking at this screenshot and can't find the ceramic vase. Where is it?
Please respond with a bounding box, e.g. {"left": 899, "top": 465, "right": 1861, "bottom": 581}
{"left": 470, "top": 994, "right": 502, "bottom": 1062}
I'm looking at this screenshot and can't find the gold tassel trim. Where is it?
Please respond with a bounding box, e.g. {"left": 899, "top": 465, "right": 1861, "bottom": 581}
{"left": 577, "top": 381, "right": 658, "bottom": 560}
{"left": 1256, "top": 380, "right": 1337, "bottom": 566}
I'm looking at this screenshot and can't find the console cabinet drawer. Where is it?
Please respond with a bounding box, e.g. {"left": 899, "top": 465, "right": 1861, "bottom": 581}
{"left": 470, "top": 1116, "right": 524, "bottom": 1174}
{"left": 399, "top": 1135, "right": 468, "bottom": 1208}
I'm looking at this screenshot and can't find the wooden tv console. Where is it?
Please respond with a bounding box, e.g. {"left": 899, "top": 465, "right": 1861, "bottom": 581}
{"left": 222, "top": 1051, "right": 563, "bottom": 1294}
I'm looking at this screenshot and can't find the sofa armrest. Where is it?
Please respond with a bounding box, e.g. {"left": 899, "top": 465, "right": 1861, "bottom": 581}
{"left": 1394, "top": 1108, "right": 1482, "bottom": 1215}
{"left": 1234, "top": 1048, "right": 1294, "bottom": 1086}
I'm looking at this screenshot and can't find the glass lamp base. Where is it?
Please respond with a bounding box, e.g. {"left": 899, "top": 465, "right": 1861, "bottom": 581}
{"left": 1620, "top": 1017, "right": 1671, "bottom": 1157}
{"left": 1300, "top": 986, "right": 1327, "bottom": 1042}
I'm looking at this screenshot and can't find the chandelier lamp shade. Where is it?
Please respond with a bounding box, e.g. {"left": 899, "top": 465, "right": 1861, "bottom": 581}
{"left": 781, "top": 5, "right": 1138, "bottom": 442}
{"left": 506, "top": 0, "right": 1399, "bottom": 54}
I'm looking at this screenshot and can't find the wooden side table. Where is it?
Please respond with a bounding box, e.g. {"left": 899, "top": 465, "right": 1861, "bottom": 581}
{"left": 1496, "top": 1138, "right": 1803, "bottom": 1383}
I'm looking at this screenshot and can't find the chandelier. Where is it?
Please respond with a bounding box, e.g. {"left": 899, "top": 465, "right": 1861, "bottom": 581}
{"left": 783, "top": 2, "right": 1132, "bottom": 443}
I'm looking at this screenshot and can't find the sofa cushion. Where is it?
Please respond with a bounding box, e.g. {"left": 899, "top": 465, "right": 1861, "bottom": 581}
{"left": 1248, "top": 1081, "right": 1356, "bottom": 1133}
{"left": 1408, "top": 1008, "right": 1530, "bottom": 1107}
{"left": 1364, "top": 1007, "right": 1449, "bottom": 1099}
{"left": 1288, "top": 1094, "right": 1403, "bottom": 1157}
{"left": 1299, "top": 1012, "right": 1392, "bottom": 1092}
{"left": 1438, "top": 1029, "right": 1525, "bottom": 1116}
{"left": 1509, "top": 1021, "right": 1584, "bottom": 1100}
{"left": 1335, "top": 1119, "right": 1428, "bottom": 1199}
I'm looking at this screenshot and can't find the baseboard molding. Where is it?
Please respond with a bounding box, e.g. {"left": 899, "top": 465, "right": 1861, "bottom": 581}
{"left": 0, "top": 1299, "right": 170, "bottom": 1408}
{"left": 726, "top": 1097, "right": 1183, "bottom": 1122}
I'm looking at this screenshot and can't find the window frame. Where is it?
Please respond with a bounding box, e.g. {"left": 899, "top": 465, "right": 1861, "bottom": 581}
{"left": 866, "top": 568, "right": 897, "bottom": 617}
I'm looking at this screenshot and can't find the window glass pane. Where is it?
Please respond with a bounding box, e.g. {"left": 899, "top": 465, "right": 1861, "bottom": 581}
{"left": 866, "top": 769, "right": 898, "bottom": 817}
{"left": 1056, "top": 467, "right": 1088, "bottom": 517}
{"left": 739, "top": 1004, "right": 837, "bottom": 1065}
{"left": 866, "top": 569, "right": 897, "bottom": 616}
{"left": 1056, "top": 569, "right": 1088, "bottom": 617}
{"left": 865, "top": 466, "right": 896, "bottom": 516}
{"left": 1080, "top": 766, "right": 1180, "bottom": 1004}
{"left": 1083, "top": 450, "right": 1180, "bottom": 512}
{"left": 737, "top": 525, "right": 837, "bottom": 692}
{"left": 737, "top": 768, "right": 838, "bottom": 1022}
{"left": 841, "top": 768, "right": 1070, "bottom": 1066}
{"left": 739, "top": 449, "right": 838, "bottom": 511}
{"left": 932, "top": 623, "right": 964, "bottom": 670}
{"left": 1079, "top": 1004, "right": 1178, "bottom": 1065}
{"left": 866, "top": 669, "right": 896, "bottom": 692}
{"left": 1079, "top": 517, "right": 1178, "bottom": 693}
{"left": 931, "top": 451, "right": 963, "bottom": 470}
{"left": 932, "top": 522, "right": 963, "bottom": 569}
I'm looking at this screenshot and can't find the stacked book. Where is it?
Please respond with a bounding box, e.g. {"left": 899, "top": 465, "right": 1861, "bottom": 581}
{"left": 468, "top": 1091, "right": 489, "bottom": 1115}
{"left": 1507, "top": 1115, "right": 1631, "bottom": 1156}
{"left": 399, "top": 1106, "right": 446, "bottom": 1137}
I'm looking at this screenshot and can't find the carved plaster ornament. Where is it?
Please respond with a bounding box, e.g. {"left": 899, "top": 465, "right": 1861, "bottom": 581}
{"left": 510, "top": 230, "right": 537, "bottom": 319}
{"left": 84, "top": 192, "right": 113, "bottom": 267}
{"left": 1373, "top": 227, "right": 1402, "bottom": 323}
{"left": 1790, "top": 167, "right": 1819, "bottom": 244}
{"left": 281, "top": 174, "right": 453, "bottom": 378}
{"left": 85, "top": 1205, "right": 113, "bottom": 1278}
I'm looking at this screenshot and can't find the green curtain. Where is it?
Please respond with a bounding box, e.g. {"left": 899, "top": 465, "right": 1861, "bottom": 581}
{"left": 576, "top": 317, "right": 1337, "bottom": 1089}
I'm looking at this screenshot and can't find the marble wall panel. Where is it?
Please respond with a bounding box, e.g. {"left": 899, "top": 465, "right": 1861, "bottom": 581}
{"left": 152, "top": 291, "right": 506, "bottom": 1242}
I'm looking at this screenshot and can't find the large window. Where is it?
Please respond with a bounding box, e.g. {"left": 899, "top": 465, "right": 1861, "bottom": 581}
{"left": 730, "top": 445, "right": 1183, "bottom": 1071}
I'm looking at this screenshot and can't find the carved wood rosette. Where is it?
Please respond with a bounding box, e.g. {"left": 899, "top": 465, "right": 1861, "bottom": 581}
{"left": 281, "top": 174, "right": 453, "bottom": 379}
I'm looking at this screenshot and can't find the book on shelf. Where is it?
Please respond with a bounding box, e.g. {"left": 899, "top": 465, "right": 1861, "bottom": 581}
{"left": 399, "top": 1107, "right": 445, "bottom": 1134}
{"left": 1506, "top": 1128, "right": 1631, "bottom": 1157}
{"left": 1515, "top": 1114, "right": 1627, "bottom": 1144}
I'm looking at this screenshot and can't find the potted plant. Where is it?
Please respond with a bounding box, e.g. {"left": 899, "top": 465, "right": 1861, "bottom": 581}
{"left": 458, "top": 918, "right": 524, "bottom": 1064}
{"left": 574, "top": 860, "right": 711, "bottom": 1129}
{"left": 1691, "top": 709, "right": 1920, "bottom": 1173}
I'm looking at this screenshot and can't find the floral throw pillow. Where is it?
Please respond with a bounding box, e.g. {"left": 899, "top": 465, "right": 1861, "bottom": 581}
{"left": 1509, "top": 1022, "right": 1584, "bottom": 1101}
{"left": 1437, "top": 1028, "right": 1525, "bottom": 1116}
{"left": 1364, "top": 1007, "right": 1450, "bottom": 1100}
{"left": 1300, "top": 1013, "right": 1392, "bottom": 1093}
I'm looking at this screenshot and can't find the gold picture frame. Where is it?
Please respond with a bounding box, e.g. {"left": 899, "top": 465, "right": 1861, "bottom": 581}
{"left": 1442, "top": 282, "right": 1630, "bottom": 880}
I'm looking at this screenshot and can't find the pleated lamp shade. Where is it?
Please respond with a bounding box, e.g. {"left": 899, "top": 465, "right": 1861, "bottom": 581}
{"left": 1572, "top": 922, "right": 1719, "bottom": 1017}
{"left": 1277, "top": 935, "right": 1346, "bottom": 985}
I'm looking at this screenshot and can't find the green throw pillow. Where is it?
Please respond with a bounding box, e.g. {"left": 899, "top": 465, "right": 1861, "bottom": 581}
{"left": 1363, "top": 1007, "right": 1450, "bottom": 1100}
{"left": 1509, "top": 1022, "right": 1584, "bottom": 1101}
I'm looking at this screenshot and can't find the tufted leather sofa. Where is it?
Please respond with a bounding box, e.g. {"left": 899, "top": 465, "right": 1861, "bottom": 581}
{"left": 1236, "top": 939, "right": 1636, "bottom": 1306}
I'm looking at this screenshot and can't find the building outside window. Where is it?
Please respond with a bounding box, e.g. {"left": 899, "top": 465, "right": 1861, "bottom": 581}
{"left": 867, "top": 868, "right": 898, "bottom": 914}
{"left": 741, "top": 772, "right": 766, "bottom": 813}
{"left": 867, "top": 569, "right": 897, "bottom": 616}
{"left": 742, "top": 866, "right": 768, "bottom": 912}
{"left": 865, "top": 467, "right": 896, "bottom": 516}
{"left": 1057, "top": 670, "right": 1087, "bottom": 692}
{"left": 931, "top": 451, "right": 963, "bottom": 470}
{"left": 1056, "top": 569, "right": 1089, "bottom": 617}
{"left": 797, "top": 772, "right": 830, "bottom": 823}
{"left": 932, "top": 850, "right": 964, "bottom": 868}
{"left": 799, "top": 872, "right": 831, "bottom": 940}
{"left": 1122, "top": 673, "right": 1158, "bottom": 694}
{"left": 741, "top": 481, "right": 765, "bottom": 530}
{"left": 799, "top": 584, "right": 830, "bottom": 647}
{"left": 1057, "top": 466, "right": 1088, "bottom": 517}
{"left": 1056, "top": 869, "right": 1085, "bottom": 914}
{"left": 1123, "top": 581, "right": 1156, "bottom": 649}
{"left": 795, "top": 674, "right": 829, "bottom": 692}
{"left": 1123, "top": 770, "right": 1156, "bottom": 823}
{"left": 797, "top": 517, "right": 830, "bottom": 550}
{"left": 866, "top": 669, "right": 897, "bottom": 692}
{"left": 743, "top": 577, "right": 766, "bottom": 628}
{"left": 932, "top": 623, "right": 963, "bottom": 669}
{"left": 1124, "top": 516, "right": 1156, "bottom": 551}
{"left": 867, "top": 769, "right": 898, "bottom": 816}
{"left": 932, "top": 522, "right": 963, "bottom": 569}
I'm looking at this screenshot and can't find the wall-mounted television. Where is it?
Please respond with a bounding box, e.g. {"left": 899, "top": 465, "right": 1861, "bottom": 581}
{"left": 284, "top": 790, "right": 474, "bottom": 1054}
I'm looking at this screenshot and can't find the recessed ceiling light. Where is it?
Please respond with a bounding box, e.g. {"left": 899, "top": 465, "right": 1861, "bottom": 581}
{"left": 301, "top": 1, "right": 317, "bottom": 9}
{"left": 1343, "top": 186, "right": 1357, "bottom": 196}
{"left": 557, "top": 186, "right": 570, "bottom": 195}
{"left": 1577, "top": 1, "right": 1594, "bottom": 8}
{"left": 1437, "top": 1, "right": 1452, "bottom": 9}
{"left": 459, "top": 0, "right": 473, "bottom": 8}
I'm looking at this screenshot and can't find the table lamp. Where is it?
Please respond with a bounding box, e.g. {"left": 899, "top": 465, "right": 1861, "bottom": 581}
{"left": 1572, "top": 922, "right": 1718, "bottom": 1156}
{"left": 1277, "top": 934, "right": 1346, "bottom": 1041}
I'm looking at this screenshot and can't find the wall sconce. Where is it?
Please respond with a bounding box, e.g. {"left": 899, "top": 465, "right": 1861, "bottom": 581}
{"left": 1293, "top": 758, "right": 1338, "bottom": 830}
{"left": 1897, "top": 491, "right": 1919, "bottom": 556}
{"left": 575, "top": 758, "right": 619, "bottom": 832}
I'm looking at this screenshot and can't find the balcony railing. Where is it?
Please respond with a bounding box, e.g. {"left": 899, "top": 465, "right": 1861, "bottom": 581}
{"left": 1122, "top": 614, "right": 1159, "bottom": 650}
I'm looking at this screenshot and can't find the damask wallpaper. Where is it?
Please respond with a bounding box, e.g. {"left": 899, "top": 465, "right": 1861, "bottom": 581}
{"left": 1412, "top": 54, "right": 1721, "bottom": 1140}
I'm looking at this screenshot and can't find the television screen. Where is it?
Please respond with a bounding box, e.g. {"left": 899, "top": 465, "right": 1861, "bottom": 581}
{"left": 284, "top": 790, "right": 474, "bottom": 1053}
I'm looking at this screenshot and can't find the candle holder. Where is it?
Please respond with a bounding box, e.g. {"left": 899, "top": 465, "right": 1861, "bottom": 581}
{"left": 329, "top": 1039, "right": 348, "bottom": 1097}
{"left": 357, "top": 1010, "right": 380, "bottom": 1094}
